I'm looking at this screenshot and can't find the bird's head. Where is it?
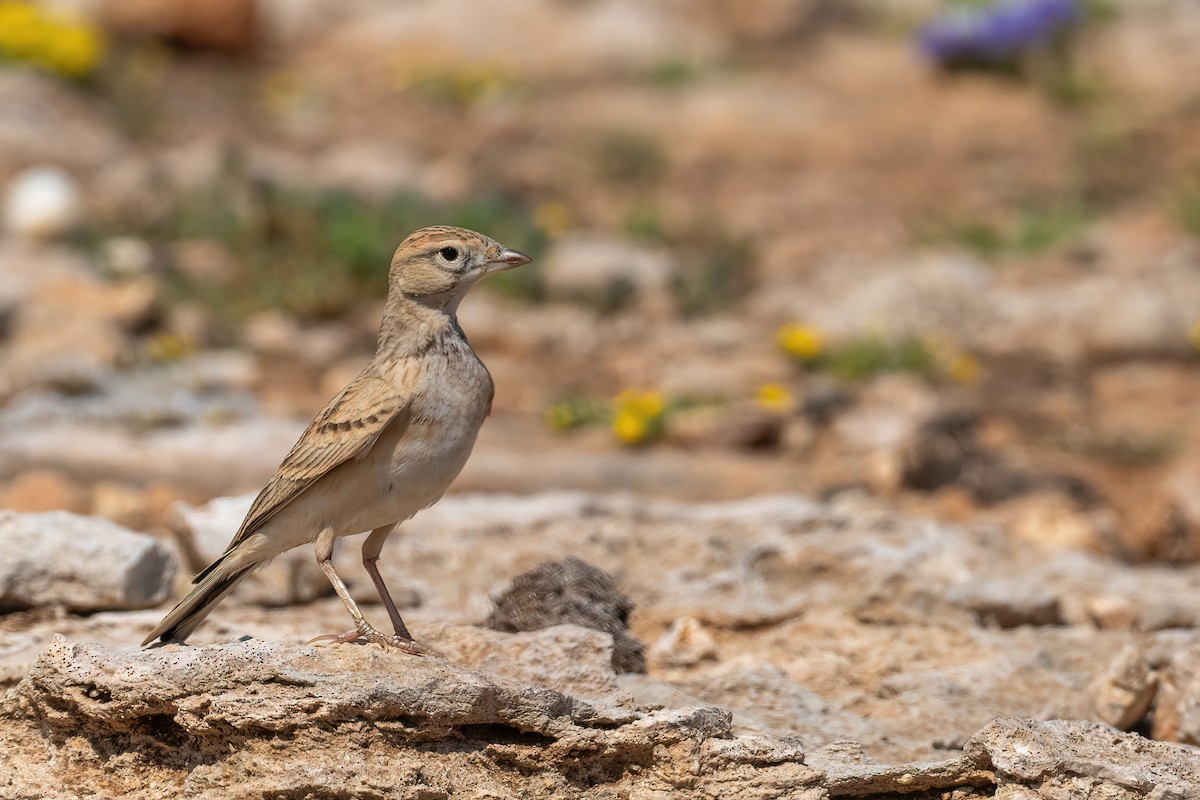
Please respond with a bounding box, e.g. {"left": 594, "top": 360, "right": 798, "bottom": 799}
{"left": 387, "top": 225, "right": 531, "bottom": 311}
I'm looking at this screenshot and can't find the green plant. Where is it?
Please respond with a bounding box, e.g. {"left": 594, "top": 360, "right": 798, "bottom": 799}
{"left": 1060, "top": 431, "right": 1178, "bottom": 468}
{"left": 100, "top": 161, "right": 548, "bottom": 338}
{"left": 672, "top": 234, "right": 754, "bottom": 318}
{"left": 545, "top": 395, "right": 610, "bottom": 432}
{"left": 1176, "top": 184, "right": 1200, "bottom": 236}
{"left": 623, "top": 201, "right": 666, "bottom": 242}
{"left": 930, "top": 200, "right": 1088, "bottom": 258}
{"left": 593, "top": 130, "right": 668, "bottom": 186}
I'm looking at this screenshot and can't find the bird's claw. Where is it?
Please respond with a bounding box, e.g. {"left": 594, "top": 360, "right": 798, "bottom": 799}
{"left": 305, "top": 626, "right": 434, "bottom": 656}
{"left": 305, "top": 629, "right": 361, "bottom": 646}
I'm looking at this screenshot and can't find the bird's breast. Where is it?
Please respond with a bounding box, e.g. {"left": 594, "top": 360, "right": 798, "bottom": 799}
{"left": 380, "top": 349, "right": 492, "bottom": 501}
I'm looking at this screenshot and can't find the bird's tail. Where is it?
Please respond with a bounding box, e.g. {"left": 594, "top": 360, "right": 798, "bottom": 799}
{"left": 141, "top": 554, "right": 253, "bottom": 647}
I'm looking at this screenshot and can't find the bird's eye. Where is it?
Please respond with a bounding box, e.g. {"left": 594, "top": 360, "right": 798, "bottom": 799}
{"left": 439, "top": 246, "right": 459, "bottom": 262}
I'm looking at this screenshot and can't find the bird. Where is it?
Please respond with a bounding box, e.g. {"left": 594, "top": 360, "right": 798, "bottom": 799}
{"left": 143, "top": 226, "right": 531, "bottom": 652}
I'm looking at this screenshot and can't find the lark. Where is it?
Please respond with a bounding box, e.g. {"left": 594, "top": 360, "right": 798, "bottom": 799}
{"left": 143, "top": 226, "right": 531, "bottom": 652}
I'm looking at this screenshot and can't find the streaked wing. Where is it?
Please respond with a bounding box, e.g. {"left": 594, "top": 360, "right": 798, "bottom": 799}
{"left": 223, "top": 363, "right": 409, "bottom": 555}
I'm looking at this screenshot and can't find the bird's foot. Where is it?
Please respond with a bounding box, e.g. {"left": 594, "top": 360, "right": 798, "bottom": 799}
{"left": 305, "top": 625, "right": 434, "bottom": 656}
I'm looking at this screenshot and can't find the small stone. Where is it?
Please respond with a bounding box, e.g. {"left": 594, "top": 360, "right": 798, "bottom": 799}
{"left": 0, "top": 274, "right": 159, "bottom": 396}
{"left": 1085, "top": 595, "right": 1139, "bottom": 631}
{"left": 1007, "top": 492, "right": 1116, "bottom": 553}
{"left": 0, "top": 510, "right": 177, "bottom": 611}
{"left": 649, "top": 616, "right": 718, "bottom": 668}
{"left": 949, "top": 579, "right": 1062, "bottom": 629}
{"left": 2, "top": 166, "right": 82, "bottom": 239}
{"left": 1138, "top": 603, "right": 1200, "bottom": 632}
{"left": 1153, "top": 645, "right": 1200, "bottom": 745}
{"left": 486, "top": 556, "right": 646, "bottom": 674}
{"left": 100, "top": 236, "right": 156, "bottom": 277}
{"left": 1087, "top": 644, "right": 1157, "bottom": 730}
{"left": 541, "top": 234, "right": 676, "bottom": 313}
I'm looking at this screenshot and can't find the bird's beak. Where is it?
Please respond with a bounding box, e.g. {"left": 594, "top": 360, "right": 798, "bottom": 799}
{"left": 486, "top": 247, "right": 532, "bottom": 273}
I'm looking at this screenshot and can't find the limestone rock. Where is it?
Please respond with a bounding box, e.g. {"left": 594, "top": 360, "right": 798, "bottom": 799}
{"left": 650, "top": 616, "right": 719, "bottom": 667}
{"left": 1152, "top": 644, "right": 1200, "bottom": 745}
{"left": 949, "top": 578, "right": 1063, "bottom": 628}
{"left": 0, "top": 273, "right": 158, "bottom": 396}
{"left": 1087, "top": 644, "right": 1157, "bottom": 730}
{"left": 964, "top": 717, "right": 1200, "bottom": 797}
{"left": 430, "top": 622, "right": 629, "bottom": 709}
{"left": 0, "top": 510, "right": 177, "bottom": 611}
{"left": 0, "top": 634, "right": 825, "bottom": 799}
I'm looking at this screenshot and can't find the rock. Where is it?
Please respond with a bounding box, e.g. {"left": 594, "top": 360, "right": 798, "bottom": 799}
{"left": 1152, "top": 644, "right": 1200, "bottom": 745}
{"left": 243, "top": 311, "right": 363, "bottom": 368}
{"left": 0, "top": 274, "right": 158, "bottom": 396}
{"left": 100, "top": 236, "right": 157, "bottom": 277}
{"left": 430, "top": 622, "right": 629, "bottom": 709}
{"left": 541, "top": 234, "right": 676, "bottom": 312}
{"left": 1, "top": 166, "right": 82, "bottom": 239}
{"left": 964, "top": 717, "right": 1200, "bottom": 797}
{"left": 948, "top": 578, "right": 1063, "bottom": 629}
{"left": 1085, "top": 595, "right": 1140, "bottom": 631}
{"left": 666, "top": 662, "right": 884, "bottom": 751}
{"left": 1087, "top": 644, "right": 1157, "bottom": 730}
{"left": 0, "top": 510, "right": 177, "bottom": 611}
{"left": 900, "top": 409, "right": 1037, "bottom": 504}
{"left": 764, "top": 249, "right": 1200, "bottom": 363}
{"left": 1120, "top": 493, "right": 1199, "bottom": 565}
{"left": 166, "top": 493, "right": 331, "bottom": 607}
{"left": 1005, "top": 492, "right": 1118, "bottom": 554}
{"left": 667, "top": 403, "right": 785, "bottom": 450}
{"left": 0, "top": 634, "right": 825, "bottom": 799}
{"left": 650, "top": 616, "right": 719, "bottom": 667}
{"left": 485, "top": 556, "right": 646, "bottom": 674}
{"left": 0, "top": 417, "right": 302, "bottom": 495}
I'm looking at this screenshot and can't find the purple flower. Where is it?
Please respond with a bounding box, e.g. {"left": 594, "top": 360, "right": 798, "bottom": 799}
{"left": 918, "top": 0, "right": 1080, "bottom": 65}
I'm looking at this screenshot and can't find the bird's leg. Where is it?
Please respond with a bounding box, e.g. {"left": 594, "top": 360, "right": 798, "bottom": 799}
{"left": 362, "top": 525, "right": 414, "bottom": 641}
{"left": 306, "top": 527, "right": 424, "bottom": 655}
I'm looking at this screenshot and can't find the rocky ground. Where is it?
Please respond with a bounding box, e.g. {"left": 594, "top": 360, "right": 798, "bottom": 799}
{"left": 4, "top": 494, "right": 1200, "bottom": 797}
{"left": 4, "top": 0, "right": 1200, "bottom": 797}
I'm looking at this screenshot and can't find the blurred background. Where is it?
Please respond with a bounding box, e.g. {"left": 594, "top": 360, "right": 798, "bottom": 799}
{"left": 1, "top": 0, "right": 1200, "bottom": 569}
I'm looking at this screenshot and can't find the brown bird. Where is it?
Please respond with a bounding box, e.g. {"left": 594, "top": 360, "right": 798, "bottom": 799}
{"left": 143, "top": 226, "right": 531, "bottom": 652}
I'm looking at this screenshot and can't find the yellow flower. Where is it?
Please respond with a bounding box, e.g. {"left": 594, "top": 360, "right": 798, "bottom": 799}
{"left": 611, "top": 389, "right": 667, "bottom": 445}
{"left": 613, "top": 408, "right": 649, "bottom": 444}
{"left": 755, "top": 383, "right": 793, "bottom": 413}
{"left": 0, "top": 2, "right": 104, "bottom": 77}
{"left": 946, "top": 353, "right": 981, "bottom": 384}
{"left": 45, "top": 22, "right": 103, "bottom": 77}
{"left": 546, "top": 402, "right": 576, "bottom": 432}
{"left": 1190, "top": 320, "right": 1200, "bottom": 352}
{"left": 535, "top": 202, "right": 572, "bottom": 237}
{"left": 776, "top": 323, "right": 824, "bottom": 362}
{"left": 261, "top": 70, "right": 303, "bottom": 112}
{"left": 616, "top": 389, "right": 665, "bottom": 418}
{"left": 147, "top": 332, "right": 193, "bottom": 362}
